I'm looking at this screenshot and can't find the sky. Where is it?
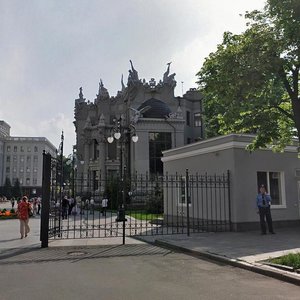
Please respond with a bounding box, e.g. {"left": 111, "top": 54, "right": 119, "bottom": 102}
{"left": 0, "top": 0, "right": 266, "bottom": 155}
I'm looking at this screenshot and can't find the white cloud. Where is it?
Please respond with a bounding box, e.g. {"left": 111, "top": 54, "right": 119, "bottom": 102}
{"left": 0, "top": 0, "right": 266, "bottom": 155}
{"left": 9, "top": 113, "right": 75, "bottom": 155}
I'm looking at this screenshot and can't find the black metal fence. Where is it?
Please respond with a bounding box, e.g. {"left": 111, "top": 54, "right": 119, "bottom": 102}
{"left": 40, "top": 153, "right": 231, "bottom": 247}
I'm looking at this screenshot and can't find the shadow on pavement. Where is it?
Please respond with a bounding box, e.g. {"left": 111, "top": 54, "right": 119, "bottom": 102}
{"left": 0, "top": 243, "right": 173, "bottom": 265}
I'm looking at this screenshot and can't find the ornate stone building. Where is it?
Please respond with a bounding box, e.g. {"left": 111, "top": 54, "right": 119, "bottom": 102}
{"left": 74, "top": 62, "right": 203, "bottom": 192}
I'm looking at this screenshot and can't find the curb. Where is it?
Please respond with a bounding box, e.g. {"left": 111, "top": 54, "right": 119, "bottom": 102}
{"left": 155, "top": 240, "right": 300, "bottom": 287}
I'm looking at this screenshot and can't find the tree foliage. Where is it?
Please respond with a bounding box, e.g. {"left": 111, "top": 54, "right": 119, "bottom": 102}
{"left": 197, "top": 0, "right": 300, "bottom": 152}
{"left": 3, "top": 177, "right": 12, "bottom": 199}
{"left": 12, "top": 178, "right": 22, "bottom": 199}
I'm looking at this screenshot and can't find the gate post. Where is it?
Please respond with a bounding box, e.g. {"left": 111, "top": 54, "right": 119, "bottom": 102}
{"left": 227, "top": 170, "right": 232, "bottom": 232}
{"left": 122, "top": 166, "right": 126, "bottom": 245}
{"left": 40, "top": 152, "right": 51, "bottom": 248}
{"left": 186, "top": 169, "right": 190, "bottom": 236}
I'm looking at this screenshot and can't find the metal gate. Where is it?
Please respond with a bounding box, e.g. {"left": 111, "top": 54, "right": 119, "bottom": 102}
{"left": 40, "top": 152, "right": 231, "bottom": 247}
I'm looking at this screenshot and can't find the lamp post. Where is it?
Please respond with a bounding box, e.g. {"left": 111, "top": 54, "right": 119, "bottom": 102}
{"left": 107, "top": 115, "right": 138, "bottom": 244}
{"left": 66, "top": 146, "right": 77, "bottom": 198}
{"left": 72, "top": 147, "right": 77, "bottom": 198}
{"left": 107, "top": 116, "right": 138, "bottom": 176}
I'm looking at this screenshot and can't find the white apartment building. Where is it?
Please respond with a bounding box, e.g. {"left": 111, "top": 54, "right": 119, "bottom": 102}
{"left": 0, "top": 121, "right": 56, "bottom": 197}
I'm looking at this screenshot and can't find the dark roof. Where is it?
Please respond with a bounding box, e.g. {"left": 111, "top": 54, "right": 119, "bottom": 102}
{"left": 138, "top": 98, "right": 171, "bottom": 119}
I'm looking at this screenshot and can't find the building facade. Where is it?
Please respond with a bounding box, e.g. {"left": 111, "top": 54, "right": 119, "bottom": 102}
{"left": 74, "top": 62, "right": 203, "bottom": 194}
{"left": 0, "top": 121, "right": 10, "bottom": 186}
{"left": 162, "top": 134, "right": 300, "bottom": 231}
{"left": 0, "top": 121, "right": 57, "bottom": 197}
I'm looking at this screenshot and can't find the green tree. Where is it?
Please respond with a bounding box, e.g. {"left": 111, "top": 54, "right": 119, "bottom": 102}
{"left": 12, "top": 178, "right": 22, "bottom": 199}
{"left": 3, "top": 177, "right": 12, "bottom": 199}
{"left": 197, "top": 0, "right": 300, "bottom": 153}
{"left": 63, "top": 155, "right": 73, "bottom": 186}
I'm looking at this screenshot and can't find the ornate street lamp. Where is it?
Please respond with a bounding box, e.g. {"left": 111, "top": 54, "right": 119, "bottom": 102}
{"left": 107, "top": 116, "right": 139, "bottom": 176}
{"left": 107, "top": 118, "right": 138, "bottom": 145}
{"left": 107, "top": 116, "right": 138, "bottom": 244}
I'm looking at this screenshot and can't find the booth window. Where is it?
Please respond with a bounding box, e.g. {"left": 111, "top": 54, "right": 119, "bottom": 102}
{"left": 257, "top": 171, "right": 285, "bottom": 206}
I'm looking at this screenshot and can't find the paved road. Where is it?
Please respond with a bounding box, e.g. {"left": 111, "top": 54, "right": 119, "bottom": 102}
{"left": 0, "top": 244, "right": 300, "bottom": 300}
{"left": 1, "top": 199, "right": 300, "bottom": 298}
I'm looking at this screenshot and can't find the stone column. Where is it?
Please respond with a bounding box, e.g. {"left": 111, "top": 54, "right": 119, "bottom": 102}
{"left": 98, "top": 140, "right": 106, "bottom": 182}
{"left": 83, "top": 142, "right": 90, "bottom": 193}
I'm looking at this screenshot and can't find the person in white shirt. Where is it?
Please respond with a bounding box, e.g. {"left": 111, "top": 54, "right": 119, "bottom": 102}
{"left": 101, "top": 196, "right": 108, "bottom": 216}
{"left": 90, "top": 198, "right": 95, "bottom": 214}
{"left": 85, "top": 198, "right": 89, "bottom": 210}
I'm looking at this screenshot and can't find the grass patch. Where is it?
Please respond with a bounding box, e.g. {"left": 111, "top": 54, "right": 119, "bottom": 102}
{"left": 270, "top": 253, "right": 300, "bottom": 269}
{"left": 127, "top": 211, "right": 163, "bottom": 221}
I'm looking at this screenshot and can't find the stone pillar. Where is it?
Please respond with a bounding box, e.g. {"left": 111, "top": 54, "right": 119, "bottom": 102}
{"left": 83, "top": 142, "right": 90, "bottom": 193}
{"left": 98, "top": 140, "right": 106, "bottom": 182}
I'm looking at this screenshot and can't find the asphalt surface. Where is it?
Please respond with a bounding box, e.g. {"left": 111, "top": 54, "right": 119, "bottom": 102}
{"left": 0, "top": 200, "right": 300, "bottom": 292}
{"left": 1, "top": 244, "right": 300, "bottom": 300}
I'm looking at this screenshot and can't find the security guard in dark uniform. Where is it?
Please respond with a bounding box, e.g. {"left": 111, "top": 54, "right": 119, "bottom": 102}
{"left": 256, "top": 184, "right": 275, "bottom": 235}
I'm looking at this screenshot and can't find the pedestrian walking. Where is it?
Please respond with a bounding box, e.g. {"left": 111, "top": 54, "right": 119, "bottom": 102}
{"left": 90, "top": 198, "right": 95, "bottom": 214}
{"left": 68, "top": 197, "right": 74, "bottom": 215}
{"left": 62, "top": 196, "right": 69, "bottom": 220}
{"left": 17, "top": 196, "right": 31, "bottom": 239}
{"left": 32, "top": 198, "right": 37, "bottom": 216}
{"left": 85, "top": 198, "right": 90, "bottom": 211}
{"left": 11, "top": 198, "right": 15, "bottom": 209}
{"left": 256, "top": 184, "right": 275, "bottom": 235}
{"left": 101, "top": 195, "right": 108, "bottom": 217}
{"left": 37, "top": 197, "right": 41, "bottom": 215}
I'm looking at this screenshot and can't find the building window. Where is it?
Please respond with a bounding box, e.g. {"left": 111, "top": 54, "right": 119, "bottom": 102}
{"left": 26, "top": 178, "right": 30, "bottom": 185}
{"left": 20, "top": 155, "right": 24, "bottom": 162}
{"left": 7, "top": 146, "right": 10, "bottom": 152}
{"left": 6, "top": 156, "right": 10, "bottom": 163}
{"left": 107, "top": 169, "right": 118, "bottom": 178}
{"left": 20, "top": 168, "right": 24, "bottom": 173}
{"left": 20, "top": 178, "right": 23, "bottom": 185}
{"left": 27, "top": 156, "right": 31, "bottom": 163}
{"left": 107, "top": 142, "right": 117, "bottom": 160}
{"left": 34, "top": 146, "right": 38, "bottom": 152}
{"left": 149, "top": 132, "right": 172, "bottom": 175}
{"left": 194, "top": 112, "right": 202, "bottom": 127}
{"left": 33, "top": 168, "right": 37, "bottom": 173}
{"left": 27, "top": 146, "right": 31, "bottom": 152}
{"left": 20, "top": 146, "right": 24, "bottom": 152}
{"left": 6, "top": 167, "right": 10, "bottom": 173}
{"left": 92, "top": 170, "right": 98, "bottom": 191}
{"left": 13, "top": 146, "right": 17, "bottom": 152}
{"left": 257, "top": 171, "right": 285, "bottom": 206}
{"left": 186, "top": 111, "right": 191, "bottom": 126}
{"left": 33, "top": 178, "right": 37, "bottom": 185}
{"left": 93, "top": 139, "right": 99, "bottom": 159}
{"left": 13, "top": 155, "right": 17, "bottom": 162}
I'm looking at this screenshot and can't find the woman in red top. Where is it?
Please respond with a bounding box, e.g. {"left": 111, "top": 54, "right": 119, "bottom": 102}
{"left": 17, "top": 196, "right": 31, "bottom": 239}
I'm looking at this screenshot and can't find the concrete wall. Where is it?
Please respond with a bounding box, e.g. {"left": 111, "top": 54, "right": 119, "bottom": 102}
{"left": 162, "top": 134, "right": 300, "bottom": 230}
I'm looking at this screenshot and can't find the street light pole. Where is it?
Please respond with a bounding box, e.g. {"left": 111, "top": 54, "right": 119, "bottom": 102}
{"left": 72, "top": 146, "right": 76, "bottom": 198}
{"left": 107, "top": 115, "right": 138, "bottom": 244}
{"left": 58, "top": 131, "right": 64, "bottom": 237}
{"left": 107, "top": 116, "right": 138, "bottom": 176}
